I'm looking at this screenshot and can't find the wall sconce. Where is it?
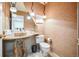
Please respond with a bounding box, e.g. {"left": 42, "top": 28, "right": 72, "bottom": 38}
{"left": 10, "top": 2, "right": 17, "bottom": 13}
{"left": 30, "top": 12, "right": 35, "bottom": 17}
{"left": 30, "top": 2, "right": 35, "bottom": 17}
{"left": 43, "top": 3, "right": 46, "bottom": 19}
{"left": 10, "top": 7, "right": 17, "bottom": 13}
{"left": 27, "top": 15, "right": 31, "bottom": 20}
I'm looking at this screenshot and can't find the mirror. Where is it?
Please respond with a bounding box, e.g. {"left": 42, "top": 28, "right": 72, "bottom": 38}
{"left": 10, "top": 10, "right": 26, "bottom": 31}
{"left": 12, "top": 13, "right": 24, "bottom": 31}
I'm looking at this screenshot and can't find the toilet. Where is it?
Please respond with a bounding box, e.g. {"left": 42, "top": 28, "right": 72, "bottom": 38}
{"left": 36, "top": 35, "right": 50, "bottom": 56}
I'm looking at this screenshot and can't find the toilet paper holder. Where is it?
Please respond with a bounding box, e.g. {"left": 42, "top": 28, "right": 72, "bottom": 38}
{"left": 47, "top": 38, "right": 53, "bottom": 52}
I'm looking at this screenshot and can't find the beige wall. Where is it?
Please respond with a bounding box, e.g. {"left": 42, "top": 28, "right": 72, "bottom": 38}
{"left": 24, "top": 3, "right": 77, "bottom": 56}
{"left": 2, "top": 2, "right": 10, "bottom": 30}
{"left": 24, "top": 16, "right": 35, "bottom": 31}
{"left": 36, "top": 23, "right": 45, "bottom": 35}
{"left": 44, "top": 2, "right": 77, "bottom": 56}
{"left": 24, "top": 2, "right": 44, "bottom": 15}
{"left": 24, "top": 2, "right": 44, "bottom": 34}
{"left": 78, "top": 3, "right": 79, "bottom": 38}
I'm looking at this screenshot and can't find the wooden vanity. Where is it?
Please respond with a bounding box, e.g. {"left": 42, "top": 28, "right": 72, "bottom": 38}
{"left": 77, "top": 39, "right": 79, "bottom": 56}
{"left": 2, "top": 33, "right": 38, "bottom": 57}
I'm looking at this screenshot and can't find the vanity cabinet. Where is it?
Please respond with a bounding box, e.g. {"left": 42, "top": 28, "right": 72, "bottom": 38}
{"left": 0, "top": 38, "right": 2, "bottom": 57}
{"left": 3, "top": 40, "right": 15, "bottom": 57}
{"left": 3, "top": 33, "right": 38, "bottom": 57}
{"left": 78, "top": 45, "right": 79, "bottom": 56}
{"left": 0, "top": 3, "right": 2, "bottom": 57}
{"left": 78, "top": 40, "right": 79, "bottom": 56}
{"left": 24, "top": 36, "right": 36, "bottom": 55}
{"left": 3, "top": 39, "right": 26, "bottom": 57}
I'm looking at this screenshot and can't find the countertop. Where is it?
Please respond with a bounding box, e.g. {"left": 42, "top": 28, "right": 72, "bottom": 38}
{"left": 0, "top": 33, "right": 4, "bottom": 38}
{"left": 2, "top": 33, "right": 38, "bottom": 40}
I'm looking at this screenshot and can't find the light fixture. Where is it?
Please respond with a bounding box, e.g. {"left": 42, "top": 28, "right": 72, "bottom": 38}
{"left": 43, "top": 2, "right": 46, "bottom": 19}
{"left": 30, "top": 12, "right": 35, "bottom": 17}
{"left": 40, "top": 2, "right": 48, "bottom": 5}
{"left": 43, "top": 15, "right": 46, "bottom": 19}
{"left": 27, "top": 16, "right": 31, "bottom": 20}
{"left": 10, "top": 7, "right": 17, "bottom": 12}
{"left": 30, "top": 2, "right": 35, "bottom": 17}
{"left": 10, "top": 2, "right": 17, "bottom": 13}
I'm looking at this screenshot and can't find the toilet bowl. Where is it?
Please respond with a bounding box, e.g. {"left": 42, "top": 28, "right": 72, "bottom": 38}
{"left": 36, "top": 35, "right": 50, "bottom": 56}
{"left": 40, "top": 42, "right": 50, "bottom": 56}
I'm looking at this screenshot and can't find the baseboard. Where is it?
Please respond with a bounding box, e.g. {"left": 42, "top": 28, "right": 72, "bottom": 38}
{"left": 48, "top": 52, "right": 60, "bottom": 57}
{"left": 52, "top": 52, "right": 60, "bottom": 57}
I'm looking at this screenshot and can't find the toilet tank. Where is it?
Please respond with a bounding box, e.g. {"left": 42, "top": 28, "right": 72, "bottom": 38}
{"left": 36, "top": 35, "right": 44, "bottom": 43}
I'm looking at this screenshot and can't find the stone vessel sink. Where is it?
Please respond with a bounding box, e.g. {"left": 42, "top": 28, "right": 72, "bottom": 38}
{"left": 14, "top": 32, "right": 26, "bottom": 37}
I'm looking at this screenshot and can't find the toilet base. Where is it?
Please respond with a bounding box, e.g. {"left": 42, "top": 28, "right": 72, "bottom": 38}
{"left": 27, "top": 51, "right": 49, "bottom": 57}
{"left": 41, "top": 50, "right": 49, "bottom": 57}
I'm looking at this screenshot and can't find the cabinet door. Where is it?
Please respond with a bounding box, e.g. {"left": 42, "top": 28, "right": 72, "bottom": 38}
{"left": 0, "top": 38, "right": 2, "bottom": 57}
{"left": 0, "top": 3, "right": 2, "bottom": 57}
{"left": 3, "top": 40, "right": 15, "bottom": 57}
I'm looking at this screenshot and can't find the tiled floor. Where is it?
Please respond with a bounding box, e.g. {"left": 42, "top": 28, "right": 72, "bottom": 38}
{"left": 27, "top": 51, "right": 50, "bottom": 57}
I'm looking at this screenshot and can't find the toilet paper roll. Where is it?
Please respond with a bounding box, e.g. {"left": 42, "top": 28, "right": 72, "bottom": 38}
{"left": 47, "top": 38, "right": 51, "bottom": 43}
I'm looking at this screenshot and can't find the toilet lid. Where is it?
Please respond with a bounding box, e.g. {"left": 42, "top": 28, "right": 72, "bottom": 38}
{"left": 40, "top": 42, "right": 50, "bottom": 48}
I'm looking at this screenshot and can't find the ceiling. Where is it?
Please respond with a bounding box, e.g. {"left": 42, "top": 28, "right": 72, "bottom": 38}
{"left": 6, "top": 2, "right": 48, "bottom": 16}
{"left": 40, "top": 2, "right": 48, "bottom": 5}
{"left": 3, "top": 2, "right": 47, "bottom": 17}
{"left": 16, "top": 2, "right": 27, "bottom": 12}
{"left": 15, "top": 2, "right": 48, "bottom": 12}
{"left": 15, "top": 2, "right": 46, "bottom": 15}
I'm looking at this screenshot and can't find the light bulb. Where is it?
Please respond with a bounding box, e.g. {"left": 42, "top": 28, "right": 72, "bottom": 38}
{"left": 30, "top": 12, "right": 35, "bottom": 16}
{"left": 27, "top": 16, "right": 31, "bottom": 20}
{"left": 10, "top": 7, "right": 17, "bottom": 12}
{"left": 12, "top": 14, "right": 17, "bottom": 17}
{"left": 43, "top": 15, "right": 46, "bottom": 19}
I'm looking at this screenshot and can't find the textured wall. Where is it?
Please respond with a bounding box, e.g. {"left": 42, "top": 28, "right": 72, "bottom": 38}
{"left": 44, "top": 2, "right": 77, "bottom": 57}
{"left": 24, "top": 3, "right": 77, "bottom": 56}
{"left": 24, "top": 2, "right": 44, "bottom": 34}
{"left": 78, "top": 3, "right": 79, "bottom": 38}
{"left": 24, "top": 16, "right": 35, "bottom": 31}
{"left": 24, "top": 2, "right": 44, "bottom": 15}
{"left": 2, "top": 2, "right": 10, "bottom": 30}
{"left": 36, "top": 23, "right": 45, "bottom": 35}
{"left": 77, "top": 2, "right": 79, "bottom": 56}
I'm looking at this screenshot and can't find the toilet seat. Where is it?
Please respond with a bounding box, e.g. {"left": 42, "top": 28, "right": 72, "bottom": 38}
{"left": 40, "top": 42, "right": 50, "bottom": 48}
{"left": 39, "top": 42, "right": 50, "bottom": 56}
{"left": 36, "top": 35, "right": 50, "bottom": 56}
